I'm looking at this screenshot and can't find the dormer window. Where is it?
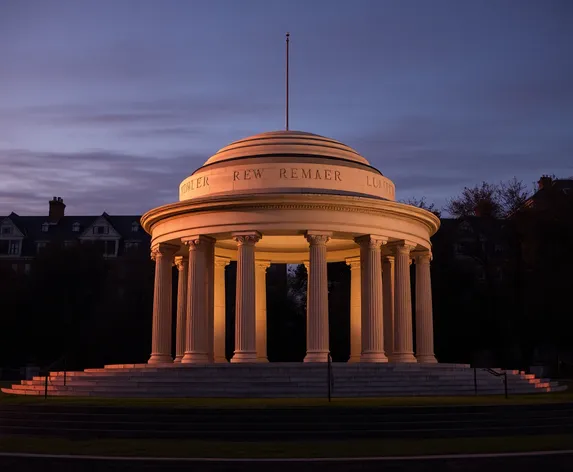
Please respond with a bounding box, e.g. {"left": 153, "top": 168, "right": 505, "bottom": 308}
{"left": 93, "top": 226, "right": 109, "bottom": 235}
{"left": 72, "top": 222, "right": 80, "bottom": 232}
{"left": 131, "top": 222, "right": 139, "bottom": 232}
{"left": 41, "top": 223, "right": 49, "bottom": 232}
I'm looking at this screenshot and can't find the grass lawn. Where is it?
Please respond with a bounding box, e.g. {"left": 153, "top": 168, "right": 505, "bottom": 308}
{"left": 0, "top": 434, "right": 572, "bottom": 458}
{"left": 0, "top": 390, "right": 572, "bottom": 409}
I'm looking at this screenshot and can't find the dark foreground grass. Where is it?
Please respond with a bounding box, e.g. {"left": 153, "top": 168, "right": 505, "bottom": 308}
{"left": 1, "top": 389, "right": 573, "bottom": 409}
{"left": 0, "top": 434, "right": 572, "bottom": 458}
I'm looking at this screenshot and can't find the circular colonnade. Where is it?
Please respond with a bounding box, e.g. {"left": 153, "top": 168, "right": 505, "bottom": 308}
{"left": 141, "top": 130, "right": 440, "bottom": 365}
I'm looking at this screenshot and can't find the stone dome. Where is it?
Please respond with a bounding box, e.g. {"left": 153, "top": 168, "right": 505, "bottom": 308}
{"left": 179, "top": 129, "right": 395, "bottom": 202}
{"left": 203, "top": 130, "right": 371, "bottom": 167}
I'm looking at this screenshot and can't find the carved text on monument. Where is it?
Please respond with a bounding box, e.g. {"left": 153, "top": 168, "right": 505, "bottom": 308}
{"left": 181, "top": 176, "right": 209, "bottom": 194}
{"left": 279, "top": 168, "right": 342, "bottom": 181}
{"left": 233, "top": 169, "right": 265, "bottom": 181}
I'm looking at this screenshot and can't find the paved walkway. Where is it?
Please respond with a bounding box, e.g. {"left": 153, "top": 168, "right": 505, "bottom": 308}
{"left": 1, "top": 451, "right": 573, "bottom": 472}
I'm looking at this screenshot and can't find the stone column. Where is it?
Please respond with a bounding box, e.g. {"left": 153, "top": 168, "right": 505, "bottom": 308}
{"left": 415, "top": 252, "right": 437, "bottom": 363}
{"left": 231, "top": 231, "right": 261, "bottom": 363}
{"left": 214, "top": 256, "right": 230, "bottom": 362}
{"left": 255, "top": 260, "right": 271, "bottom": 362}
{"left": 382, "top": 255, "right": 395, "bottom": 361}
{"left": 356, "top": 235, "right": 388, "bottom": 362}
{"left": 182, "top": 236, "right": 212, "bottom": 363}
{"left": 148, "top": 243, "right": 178, "bottom": 364}
{"left": 173, "top": 256, "right": 188, "bottom": 363}
{"left": 204, "top": 238, "right": 215, "bottom": 362}
{"left": 393, "top": 242, "right": 417, "bottom": 363}
{"left": 304, "top": 231, "right": 331, "bottom": 363}
{"left": 346, "top": 256, "right": 361, "bottom": 363}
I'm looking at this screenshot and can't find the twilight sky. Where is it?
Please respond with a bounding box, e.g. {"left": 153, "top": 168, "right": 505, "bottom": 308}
{"left": 1, "top": 0, "right": 572, "bottom": 216}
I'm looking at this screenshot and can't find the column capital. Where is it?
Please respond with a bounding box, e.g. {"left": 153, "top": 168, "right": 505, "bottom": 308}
{"left": 255, "top": 259, "right": 271, "bottom": 271}
{"left": 151, "top": 243, "right": 179, "bottom": 260}
{"left": 355, "top": 234, "right": 388, "bottom": 248}
{"left": 382, "top": 255, "right": 395, "bottom": 264}
{"left": 393, "top": 240, "right": 417, "bottom": 255}
{"left": 182, "top": 235, "right": 215, "bottom": 251}
{"left": 214, "top": 255, "right": 231, "bottom": 268}
{"left": 232, "top": 231, "right": 261, "bottom": 246}
{"left": 305, "top": 231, "right": 332, "bottom": 246}
{"left": 345, "top": 256, "right": 361, "bottom": 270}
{"left": 174, "top": 255, "right": 188, "bottom": 271}
{"left": 415, "top": 252, "right": 432, "bottom": 264}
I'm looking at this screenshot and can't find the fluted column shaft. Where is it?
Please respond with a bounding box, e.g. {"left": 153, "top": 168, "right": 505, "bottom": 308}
{"left": 346, "top": 257, "right": 361, "bottom": 362}
{"left": 148, "top": 243, "right": 178, "bottom": 364}
{"left": 382, "top": 256, "right": 395, "bottom": 360}
{"left": 232, "top": 232, "right": 261, "bottom": 363}
{"left": 304, "top": 232, "right": 331, "bottom": 362}
{"left": 182, "top": 236, "right": 212, "bottom": 363}
{"left": 214, "top": 256, "right": 230, "bottom": 362}
{"left": 356, "top": 235, "right": 388, "bottom": 362}
{"left": 415, "top": 253, "right": 437, "bottom": 363}
{"left": 393, "top": 243, "right": 417, "bottom": 363}
{"left": 204, "top": 239, "right": 215, "bottom": 362}
{"left": 174, "top": 256, "right": 188, "bottom": 362}
{"left": 256, "top": 260, "right": 270, "bottom": 362}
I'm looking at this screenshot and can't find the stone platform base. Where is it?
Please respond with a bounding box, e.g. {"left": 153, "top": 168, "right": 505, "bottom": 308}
{"left": 1, "top": 362, "right": 566, "bottom": 398}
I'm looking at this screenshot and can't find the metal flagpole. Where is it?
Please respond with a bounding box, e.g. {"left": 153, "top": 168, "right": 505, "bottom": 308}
{"left": 286, "top": 32, "right": 290, "bottom": 131}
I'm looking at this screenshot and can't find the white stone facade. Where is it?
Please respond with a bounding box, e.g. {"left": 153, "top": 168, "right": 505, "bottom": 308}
{"left": 142, "top": 130, "right": 440, "bottom": 364}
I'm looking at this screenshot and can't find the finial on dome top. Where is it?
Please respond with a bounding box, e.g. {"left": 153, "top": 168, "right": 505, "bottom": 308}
{"left": 286, "top": 32, "right": 290, "bottom": 131}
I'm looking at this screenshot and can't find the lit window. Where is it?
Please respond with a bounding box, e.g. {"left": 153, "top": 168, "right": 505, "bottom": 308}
{"left": 131, "top": 222, "right": 139, "bottom": 232}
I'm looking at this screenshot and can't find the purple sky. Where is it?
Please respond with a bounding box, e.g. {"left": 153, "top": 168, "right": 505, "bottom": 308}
{"left": 1, "top": 0, "right": 572, "bottom": 216}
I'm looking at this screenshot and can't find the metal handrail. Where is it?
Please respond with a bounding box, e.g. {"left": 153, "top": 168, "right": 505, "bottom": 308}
{"left": 42, "top": 355, "right": 67, "bottom": 400}
{"left": 327, "top": 353, "right": 333, "bottom": 402}
{"left": 474, "top": 367, "right": 508, "bottom": 399}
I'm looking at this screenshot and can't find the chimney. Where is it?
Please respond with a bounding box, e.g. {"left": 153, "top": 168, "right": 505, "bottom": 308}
{"left": 538, "top": 175, "right": 553, "bottom": 190}
{"left": 48, "top": 197, "right": 65, "bottom": 223}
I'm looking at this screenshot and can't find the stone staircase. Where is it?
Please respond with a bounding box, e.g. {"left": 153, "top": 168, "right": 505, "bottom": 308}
{"left": 1, "top": 363, "right": 567, "bottom": 398}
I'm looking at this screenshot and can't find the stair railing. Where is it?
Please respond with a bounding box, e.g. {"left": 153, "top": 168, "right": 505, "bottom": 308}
{"left": 41, "top": 355, "right": 67, "bottom": 400}
{"left": 327, "top": 353, "right": 333, "bottom": 402}
{"left": 473, "top": 367, "right": 508, "bottom": 399}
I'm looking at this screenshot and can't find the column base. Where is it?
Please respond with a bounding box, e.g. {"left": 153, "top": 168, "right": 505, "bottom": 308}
{"left": 148, "top": 354, "right": 173, "bottom": 364}
{"left": 173, "top": 356, "right": 183, "bottom": 363}
{"left": 348, "top": 355, "right": 361, "bottom": 363}
{"left": 416, "top": 354, "right": 438, "bottom": 364}
{"left": 231, "top": 352, "right": 257, "bottom": 363}
{"left": 392, "top": 352, "right": 417, "bottom": 363}
{"left": 360, "top": 352, "right": 389, "bottom": 363}
{"left": 181, "top": 352, "right": 209, "bottom": 363}
{"left": 304, "top": 351, "right": 329, "bottom": 363}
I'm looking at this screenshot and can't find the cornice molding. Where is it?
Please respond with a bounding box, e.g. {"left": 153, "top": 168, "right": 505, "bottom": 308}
{"left": 141, "top": 194, "right": 440, "bottom": 236}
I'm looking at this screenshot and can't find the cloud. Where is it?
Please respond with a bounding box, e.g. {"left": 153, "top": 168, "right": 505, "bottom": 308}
{"left": 0, "top": 148, "right": 202, "bottom": 215}
{"left": 344, "top": 113, "right": 573, "bottom": 209}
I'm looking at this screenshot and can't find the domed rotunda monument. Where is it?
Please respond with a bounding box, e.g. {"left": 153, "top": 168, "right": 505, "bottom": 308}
{"left": 141, "top": 129, "right": 440, "bottom": 365}
{"left": 4, "top": 130, "right": 561, "bottom": 397}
